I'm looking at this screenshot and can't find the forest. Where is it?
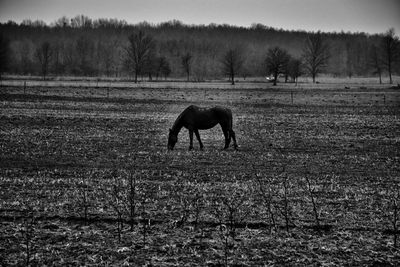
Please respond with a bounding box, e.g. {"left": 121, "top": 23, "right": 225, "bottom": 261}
{"left": 0, "top": 15, "right": 398, "bottom": 82}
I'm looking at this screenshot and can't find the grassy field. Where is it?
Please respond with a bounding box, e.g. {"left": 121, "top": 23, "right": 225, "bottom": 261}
{"left": 0, "top": 81, "right": 399, "bottom": 266}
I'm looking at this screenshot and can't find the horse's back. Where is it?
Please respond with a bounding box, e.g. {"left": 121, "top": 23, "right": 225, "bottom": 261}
{"left": 211, "top": 106, "right": 232, "bottom": 117}
{"left": 189, "top": 105, "right": 232, "bottom": 120}
{"left": 181, "top": 105, "right": 232, "bottom": 130}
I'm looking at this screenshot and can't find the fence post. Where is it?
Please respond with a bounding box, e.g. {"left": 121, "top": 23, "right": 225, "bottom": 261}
{"left": 24, "top": 81, "right": 26, "bottom": 95}
{"left": 291, "top": 91, "right": 294, "bottom": 104}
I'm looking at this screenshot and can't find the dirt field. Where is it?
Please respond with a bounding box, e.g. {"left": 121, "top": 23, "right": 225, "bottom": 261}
{"left": 1, "top": 82, "right": 399, "bottom": 266}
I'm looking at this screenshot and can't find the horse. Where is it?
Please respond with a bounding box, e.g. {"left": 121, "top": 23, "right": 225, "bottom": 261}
{"left": 167, "top": 105, "right": 238, "bottom": 150}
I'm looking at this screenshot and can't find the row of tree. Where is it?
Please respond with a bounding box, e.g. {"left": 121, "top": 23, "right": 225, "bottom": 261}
{"left": 220, "top": 28, "right": 399, "bottom": 85}
{"left": 0, "top": 17, "right": 399, "bottom": 83}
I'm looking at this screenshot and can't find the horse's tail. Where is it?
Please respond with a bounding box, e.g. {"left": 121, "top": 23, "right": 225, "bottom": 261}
{"left": 225, "top": 107, "right": 238, "bottom": 150}
{"left": 227, "top": 108, "right": 233, "bottom": 130}
{"left": 226, "top": 108, "right": 233, "bottom": 140}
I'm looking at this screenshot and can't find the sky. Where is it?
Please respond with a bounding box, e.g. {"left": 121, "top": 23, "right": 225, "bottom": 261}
{"left": 0, "top": 0, "right": 399, "bottom": 34}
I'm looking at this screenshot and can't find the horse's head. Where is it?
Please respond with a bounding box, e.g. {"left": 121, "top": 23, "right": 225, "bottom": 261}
{"left": 167, "top": 129, "right": 177, "bottom": 150}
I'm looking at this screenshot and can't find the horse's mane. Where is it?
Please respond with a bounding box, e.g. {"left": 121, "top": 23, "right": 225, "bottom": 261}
{"left": 171, "top": 106, "right": 192, "bottom": 132}
{"left": 172, "top": 112, "right": 183, "bottom": 130}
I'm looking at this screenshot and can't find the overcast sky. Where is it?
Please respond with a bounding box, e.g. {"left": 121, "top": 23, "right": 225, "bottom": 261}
{"left": 0, "top": 0, "right": 399, "bottom": 34}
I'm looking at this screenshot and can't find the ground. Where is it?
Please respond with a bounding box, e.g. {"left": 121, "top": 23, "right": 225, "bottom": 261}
{"left": 0, "top": 80, "right": 399, "bottom": 266}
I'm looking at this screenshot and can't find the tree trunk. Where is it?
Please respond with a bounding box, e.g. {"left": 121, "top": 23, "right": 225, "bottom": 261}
{"left": 273, "top": 72, "right": 278, "bottom": 86}
{"left": 388, "top": 51, "right": 393, "bottom": 84}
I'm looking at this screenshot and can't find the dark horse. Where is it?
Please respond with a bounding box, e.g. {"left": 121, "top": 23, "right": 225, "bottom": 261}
{"left": 167, "top": 105, "right": 238, "bottom": 150}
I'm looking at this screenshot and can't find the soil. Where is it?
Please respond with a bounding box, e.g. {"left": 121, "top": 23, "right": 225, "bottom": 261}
{"left": 1, "top": 83, "right": 399, "bottom": 266}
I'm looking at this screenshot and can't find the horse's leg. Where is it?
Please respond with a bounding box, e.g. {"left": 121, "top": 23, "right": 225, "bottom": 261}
{"left": 222, "top": 129, "right": 230, "bottom": 149}
{"left": 189, "top": 129, "right": 194, "bottom": 150}
{"left": 230, "top": 129, "right": 238, "bottom": 150}
{"left": 194, "top": 129, "right": 204, "bottom": 150}
{"left": 219, "top": 123, "right": 231, "bottom": 149}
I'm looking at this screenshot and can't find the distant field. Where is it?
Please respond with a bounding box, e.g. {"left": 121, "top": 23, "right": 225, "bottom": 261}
{"left": 1, "top": 75, "right": 399, "bottom": 89}
{"left": 0, "top": 81, "right": 399, "bottom": 265}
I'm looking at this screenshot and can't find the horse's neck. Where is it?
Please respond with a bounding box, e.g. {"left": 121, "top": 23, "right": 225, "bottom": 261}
{"left": 171, "top": 116, "right": 184, "bottom": 135}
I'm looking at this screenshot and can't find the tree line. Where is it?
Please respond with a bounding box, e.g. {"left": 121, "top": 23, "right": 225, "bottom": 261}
{"left": 0, "top": 16, "right": 399, "bottom": 84}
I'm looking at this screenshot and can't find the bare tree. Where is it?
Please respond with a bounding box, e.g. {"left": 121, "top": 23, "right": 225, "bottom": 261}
{"left": 75, "top": 36, "right": 95, "bottom": 76}
{"left": 221, "top": 47, "right": 243, "bottom": 85}
{"left": 143, "top": 51, "right": 157, "bottom": 81}
{"left": 54, "top": 16, "right": 69, "bottom": 28}
{"left": 302, "top": 31, "right": 330, "bottom": 83}
{"left": 157, "top": 56, "right": 171, "bottom": 80}
{"left": 265, "top": 47, "right": 290, "bottom": 86}
{"left": 181, "top": 52, "right": 192, "bottom": 81}
{"left": 288, "top": 58, "right": 302, "bottom": 85}
{"left": 381, "top": 28, "right": 400, "bottom": 84}
{"left": 98, "top": 40, "right": 119, "bottom": 77}
{"left": 35, "top": 41, "right": 52, "bottom": 80}
{"left": 369, "top": 44, "right": 383, "bottom": 84}
{"left": 70, "top": 15, "right": 93, "bottom": 28}
{"left": 19, "top": 42, "right": 34, "bottom": 75}
{"left": 126, "top": 31, "right": 155, "bottom": 83}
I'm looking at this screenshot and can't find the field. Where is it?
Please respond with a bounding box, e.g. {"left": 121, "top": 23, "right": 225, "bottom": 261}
{"left": 1, "top": 81, "right": 400, "bottom": 266}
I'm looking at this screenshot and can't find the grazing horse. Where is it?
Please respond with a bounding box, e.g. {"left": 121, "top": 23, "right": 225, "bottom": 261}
{"left": 167, "top": 105, "right": 238, "bottom": 150}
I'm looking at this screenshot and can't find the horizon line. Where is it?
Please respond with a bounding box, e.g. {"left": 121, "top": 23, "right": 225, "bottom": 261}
{"left": 0, "top": 16, "right": 392, "bottom": 36}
